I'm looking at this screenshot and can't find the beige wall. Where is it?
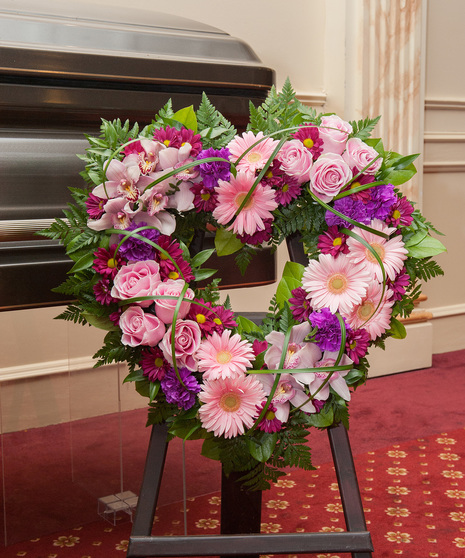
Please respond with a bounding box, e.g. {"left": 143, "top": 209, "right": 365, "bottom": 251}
{"left": 1, "top": 0, "right": 464, "bottom": 431}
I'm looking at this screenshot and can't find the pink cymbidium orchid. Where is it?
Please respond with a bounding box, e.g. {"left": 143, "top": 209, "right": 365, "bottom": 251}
{"left": 305, "top": 351, "right": 353, "bottom": 401}
{"left": 258, "top": 373, "right": 317, "bottom": 422}
{"left": 92, "top": 159, "right": 154, "bottom": 201}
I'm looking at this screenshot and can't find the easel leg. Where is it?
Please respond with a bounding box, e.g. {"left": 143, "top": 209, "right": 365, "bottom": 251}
{"left": 328, "top": 423, "right": 372, "bottom": 558}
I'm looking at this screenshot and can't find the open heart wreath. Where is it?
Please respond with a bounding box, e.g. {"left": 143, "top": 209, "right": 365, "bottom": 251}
{"left": 42, "top": 80, "right": 445, "bottom": 490}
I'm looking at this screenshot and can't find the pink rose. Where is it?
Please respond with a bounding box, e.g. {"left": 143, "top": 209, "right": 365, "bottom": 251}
{"left": 119, "top": 306, "right": 165, "bottom": 347}
{"left": 160, "top": 319, "right": 202, "bottom": 371}
{"left": 342, "top": 137, "right": 382, "bottom": 175}
{"left": 111, "top": 260, "right": 161, "bottom": 307}
{"left": 319, "top": 115, "right": 353, "bottom": 155}
{"left": 309, "top": 153, "right": 352, "bottom": 202}
{"left": 277, "top": 139, "right": 313, "bottom": 183}
{"left": 154, "top": 279, "right": 195, "bottom": 324}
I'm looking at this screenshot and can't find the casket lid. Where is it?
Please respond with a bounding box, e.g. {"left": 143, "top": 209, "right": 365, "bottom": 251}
{"left": 0, "top": 2, "right": 261, "bottom": 65}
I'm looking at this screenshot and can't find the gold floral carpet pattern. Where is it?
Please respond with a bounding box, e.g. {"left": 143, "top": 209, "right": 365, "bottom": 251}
{"left": 4, "top": 427, "right": 465, "bottom": 558}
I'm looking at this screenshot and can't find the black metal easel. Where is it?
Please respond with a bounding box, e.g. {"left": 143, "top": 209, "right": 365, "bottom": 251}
{"left": 127, "top": 235, "right": 373, "bottom": 558}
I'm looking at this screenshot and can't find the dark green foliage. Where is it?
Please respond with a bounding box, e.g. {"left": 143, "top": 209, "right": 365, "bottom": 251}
{"left": 235, "top": 245, "right": 255, "bottom": 276}
{"left": 92, "top": 330, "right": 138, "bottom": 367}
{"left": 349, "top": 116, "right": 381, "bottom": 140}
{"left": 248, "top": 77, "right": 315, "bottom": 138}
{"left": 196, "top": 93, "right": 237, "bottom": 149}
{"left": 271, "top": 413, "right": 315, "bottom": 471}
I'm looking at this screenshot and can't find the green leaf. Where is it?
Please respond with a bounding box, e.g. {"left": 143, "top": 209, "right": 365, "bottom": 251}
{"left": 364, "top": 137, "right": 385, "bottom": 156}
{"left": 190, "top": 248, "right": 216, "bottom": 268}
{"left": 388, "top": 153, "right": 419, "bottom": 171}
{"left": 389, "top": 317, "right": 407, "bottom": 339}
{"left": 173, "top": 106, "right": 197, "bottom": 132}
{"left": 246, "top": 432, "right": 278, "bottom": 462}
{"left": 148, "top": 381, "right": 160, "bottom": 403}
{"left": 303, "top": 406, "right": 334, "bottom": 428}
{"left": 201, "top": 436, "right": 221, "bottom": 461}
{"left": 68, "top": 251, "right": 94, "bottom": 273}
{"left": 81, "top": 312, "right": 118, "bottom": 331}
{"left": 382, "top": 166, "right": 417, "bottom": 186}
{"left": 275, "top": 261, "right": 305, "bottom": 308}
{"left": 404, "top": 230, "right": 428, "bottom": 248}
{"left": 123, "top": 369, "right": 145, "bottom": 383}
{"left": 407, "top": 236, "right": 447, "bottom": 258}
{"left": 193, "top": 268, "right": 217, "bottom": 282}
{"left": 214, "top": 228, "right": 243, "bottom": 256}
{"left": 236, "top": 315, "right": 261, "bottom": 335}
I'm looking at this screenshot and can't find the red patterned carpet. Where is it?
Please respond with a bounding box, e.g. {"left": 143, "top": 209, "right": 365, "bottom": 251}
{"left": 2, "top": 349, "right": 465, "bottom": 557}
{"left": 3, "top": 427, "right": 465, "bottom": 557}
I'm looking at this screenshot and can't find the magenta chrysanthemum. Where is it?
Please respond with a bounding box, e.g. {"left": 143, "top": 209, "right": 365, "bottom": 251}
{"left": 302, "top": 253, "right": 371, "bottom": 314}
{"left": 213, "top": 172, "right": 278, "bottom": 236}
{"left": 318, "top": 226, "right": 350, "bottom": 257}
{"left": 93, "top": 245, "right": 126, "bottom": 279}
{"left": 227, "top": 131, "right": 279, "bottom": 174}
{"left": 292, "top": 124, "right": 324, "bottom": 159}
{"left": 198, "top": 375, "right": 265, "bottom": 438}
{"left": 346, "top": 219, "right": 408, "bottom": 281}
{"left": 140, "top": 347, "right": 171, "bottom": 381}
{"left": 196, "top": 330, "right": 255, "bottom": 380}
{"left": 256, "top": 403, "right": 282, "bottom": 433}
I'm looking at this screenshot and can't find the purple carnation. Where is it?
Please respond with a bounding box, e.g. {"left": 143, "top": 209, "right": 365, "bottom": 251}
{"left": 365, "top": 184, "right": 397, "bottom": 221}
{"left": 160, "top": 367, "right": 201, "bottom": 410}
{"left": 197, "top": 147, "right": 231, "bottom": 188}
{"left": 118, "top": 221, "right": 160, "bottom": 262}
{"left": 309, "top": 308, "right": 350, "bottom": 352}
{"left": 325, "top": 197, "right": 369, "bottom": 228}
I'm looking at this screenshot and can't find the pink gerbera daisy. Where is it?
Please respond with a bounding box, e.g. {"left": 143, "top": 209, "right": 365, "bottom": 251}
{"left": 346, "top": 219, "right": 408, "bottom": 281}
{"left": 344, "top": 281, "right": 395, "bottom": 340}
{"left": 198, "top": 375, "right": 265, "bottom": 438}
{"left": 213, "top": 172, "right": 278, "bottom": 235}
{"left": 227, "top": 131, "right": 279, "bottom": 174}
{"left": 302, "top": 253, "right": 371, "bottom": 315}
{"left": 195, "top": 330, "right": 255, "bottom": 380}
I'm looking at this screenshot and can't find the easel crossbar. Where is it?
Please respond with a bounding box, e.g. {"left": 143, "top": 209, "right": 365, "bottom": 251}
{"left": 127, "top": 531, "right": 374, "bottom": 557}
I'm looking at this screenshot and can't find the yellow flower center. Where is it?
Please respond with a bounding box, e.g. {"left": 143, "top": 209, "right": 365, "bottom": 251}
{"left": 392, "top": 209, "right": 401, "bottom": 220}
{"left": 201, "top": 193, "right": 211, "bottom": 201}
{"left": 216, "top": 350, "right": 232, "bottom": 364}
{"left": 358, "top": 301, "right": 375, "bottom": 320}
{"left": 235, "top": 192, "right": 254, "bottom": 210}
{"left": 163, "top": 139, "right": 171, "bottom": 147}
{"left": 247, "top": 151, "right": 262, "bottom": 163}
{"left": 332, "top": 237, "right": 342, "bottom": 247}
{"left": 220, "top": 392, "right": 241, "bottom": 412}
{"left": 154, "top": 357, "right": 164, "bottom": 367}
{"left": 303, "top": 138, "right": 314, "bottom": 149}
{"left": 196, "top": 313, "right": 206, "bottom": 324}
{"left": 282, "top": 183, "right": 289, "bottom": 193}
{"left": 213, "top": 317, "right": 222, "bottom": 325}
{"left": 328, "top": 273, "right": 347, "bottom": 294}
{"left": 168, "top": 271, "right": 179, "bottom": 279}
{"left": 366, "top": 243, "right": 385, "bottom": 264}
{"left": 351, "top": 181, "right": 361, "bottom": 190}
{"left": 107, "top": 258, "right": 117, "bottom": 268}
{"left": 265, "top": 409, "right": 276, "bottom": 421}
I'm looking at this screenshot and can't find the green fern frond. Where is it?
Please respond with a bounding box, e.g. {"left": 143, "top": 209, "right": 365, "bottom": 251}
{"left": 350, "top": 116, "right": 381, "bottom": 140}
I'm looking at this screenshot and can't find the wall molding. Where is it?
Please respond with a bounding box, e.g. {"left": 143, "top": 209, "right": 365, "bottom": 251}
{"left": 423, "top": 162, "right": 465, "bottom": 173}
{"left": 424, "top": 132, "right": 465, "bottom": 143}
{"left": 425, "top": 98, "right": 465, "bottom": 111}
{"left": 296, "top": 92, "right": 327, "bottom": 107}
{"left": 426, "top": 302, "right": 465, "bottom": 319}
{"left": 0, "top": 356, "right": 110, "bottom": 382}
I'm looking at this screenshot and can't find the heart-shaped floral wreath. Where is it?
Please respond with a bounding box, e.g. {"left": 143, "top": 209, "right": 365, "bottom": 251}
{"left": 42, "top": 80, "right": 445, "bottom": 490}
